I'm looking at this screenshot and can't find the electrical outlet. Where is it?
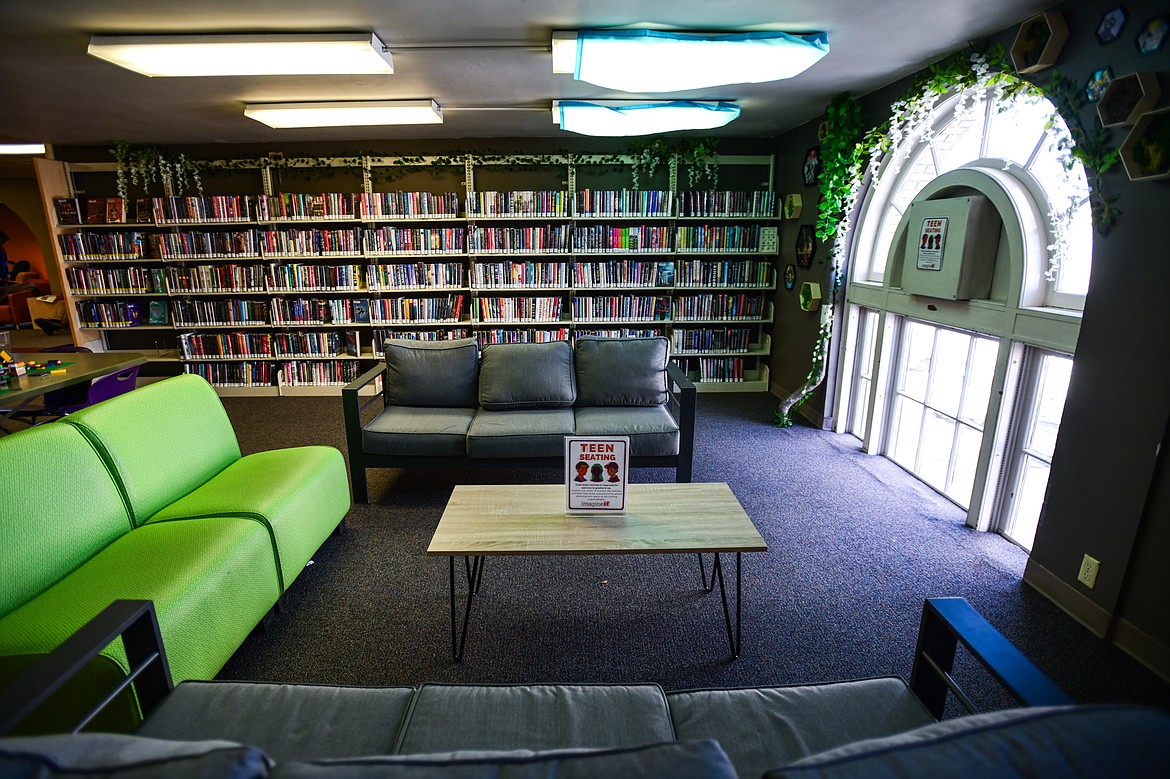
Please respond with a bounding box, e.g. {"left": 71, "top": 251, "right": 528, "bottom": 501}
{"left": 1078, "top": 554, "right": 1100, "bottom": 589}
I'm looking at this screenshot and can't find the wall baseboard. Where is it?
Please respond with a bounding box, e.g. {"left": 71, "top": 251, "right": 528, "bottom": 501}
{"left": 1113, "top": 618, "right": 1170, "bottom": 685}
{"left": 1023, "top": 558, "right": 1113, "bottom": 637}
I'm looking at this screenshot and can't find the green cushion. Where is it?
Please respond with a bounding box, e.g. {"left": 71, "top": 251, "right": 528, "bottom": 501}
{"left": 0, "top": 519, "right": 280, "bottom": 732}
{"left": 65, "top": 375, "right": 241, "bottom": 526}
{"left": 383, "top": 338, "right": 479, "bottom": 408}
{"left": 147, "top": 446, "right": 349, "bottom": 591}
{"left": 0, "top": 734, "right": 272, "bottom": 778}
{"left": 137, "top": 681, "right": 416, "bottom": 762}
{"left": 396, "top": 684, "right": 675, "bottom": 754}
{"left": 0, "top": 423, "right": 133, "bottom": 619}
{"left": 478, "top": 341, "right": 576, "bottom": 410}
{"left": 668, "top": 678, "right": 934, "bottom": 779}
{"left": 574, "top": 336, "right": 669, "bottom": 406}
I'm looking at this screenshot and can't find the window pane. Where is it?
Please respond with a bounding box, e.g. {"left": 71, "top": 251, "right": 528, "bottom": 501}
{"left": 927, "top": 329, "right": 971, "bottom": 417}
{"left": 889, "top": 397, "right": 924, "bottom": 470}
{"left": 959, "top": 337, "right": 999, "bottom": 427}
{"left": 948, "top": 424, "right": 983, "bottom": 505}
{"left": 899, "top": 321, "right": 934, "bottom": 401}
{"left": 918, "top": 410, "right": 955, "bottom": 491}
{"left": 1026, "top": 354, "right": 1072, "bottom": 458}
{"left": 1054, "top": 201, "right": 1093, "bottom": 297}
{"left": 933, "top": 106, "right": 985, "bottom": 173}
{"left": 984, "top": 97, "right": 1051, "bottom": 165}
{"left": 1005, "top": 456, "right": 1051, "bottom": 551}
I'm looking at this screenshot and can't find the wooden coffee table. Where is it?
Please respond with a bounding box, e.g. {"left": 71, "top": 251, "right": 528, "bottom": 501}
{"left": 428, "top": 482, "right": 767, "bottom": 661}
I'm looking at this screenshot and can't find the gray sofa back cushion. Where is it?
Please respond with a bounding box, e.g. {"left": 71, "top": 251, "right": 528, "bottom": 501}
{"left": 383, "top": 339, "right": 479, "bottom": 408}
{"left": 479, "top": 341, "right": 576, "bottom": 410}
{"left": 575, "top": 337, "right": 669, "bottom": 406}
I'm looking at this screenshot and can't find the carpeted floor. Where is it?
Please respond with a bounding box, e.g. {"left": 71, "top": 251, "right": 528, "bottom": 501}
{"left": 215, "top": 391, "right": 1170, "bottom": 712}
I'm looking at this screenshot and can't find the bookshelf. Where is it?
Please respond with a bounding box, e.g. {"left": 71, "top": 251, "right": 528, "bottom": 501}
{"left": 34, "top": 154, "right": 777, "bottom": 395}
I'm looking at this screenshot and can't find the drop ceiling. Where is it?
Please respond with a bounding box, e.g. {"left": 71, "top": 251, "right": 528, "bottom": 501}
{"left": 0, "top": 0, "right": 1050, "bottom": 149}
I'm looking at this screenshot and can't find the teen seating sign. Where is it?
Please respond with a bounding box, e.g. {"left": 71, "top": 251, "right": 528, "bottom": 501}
{"left": 565, "top": 436, "right": 629, "bottom": 514}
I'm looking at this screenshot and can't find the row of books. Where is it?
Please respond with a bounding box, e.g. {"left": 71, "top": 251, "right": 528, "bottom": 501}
{"left": 675, "top": 259, "right": 772, "bottom": 287}
{"left": 676, "top": 225, "right": 767, "bottom": 253}
{"left": 75, "top": 300, "right": 168, "bottom": 328}
{"left": 183, "top": 362, "right": 276, "bottom": 387}
{"left": 367, "top": 262, "right": 465, "bottom": 290}
{"left": 468, "top": 225, "right": 571, "bottom": 254}
{"left": 473, "top": 261, "right": 569, "bottom": 289}
{"left": 372, "top": 328, "right": 472, "bottom": 353}
{"left": 671, "top": 327, "right": 755, "bottom": 354}
{"left": 475, "top": 296, "right": 563, "bottom": 322}
{"left": 575, "top": 260, "right": 672, "bottom": 288}
{"left": 60, "top": 226, "right": 773, "bottom": 260}
{"left": 271, "top": 298, "right": 359, "bottom": 326}
{"left": 66, "top": 266, "right": 160, "bottom": 294}
{"left": 166, "top": 264, "right": 268, "bottom": 293}
{"left": 572, "top": 295, "right": 670, "bottom": 322}
{"left": 673, "top": 293, "right": 765, "bottom": 321}
{"left": 475, "top": 328, "right": 571, "bottom": 345}
{"left": 575, "top": 190, "right": 671, "bottom": 218}
{"left": 573, "top": 225, "right": 672, "bottom": 253}
{"left": 57, "top": 191, "right": 777, "bottom": 227}
{"left": 173, "top": 298, "right": 269, "bottom": 327}
{"left": 369, "top": 295, "right": 465, "bottom": 324}
{"left": 281, "top": 360, "right": 363, "bottom": 386}
{"left": 469, "top": 191, "right": 568, "bottom": 217}
{"left": 678, "top": 191, "right": 776, "bottom": 218}
{"left": 688, "top": 357, "right": 749, "bottom": 382}
{"left": 266, "top": 264, "right": 364, "bottom": 292}
{"left": 178, "top": 331, "right": 361, "bottom": 359}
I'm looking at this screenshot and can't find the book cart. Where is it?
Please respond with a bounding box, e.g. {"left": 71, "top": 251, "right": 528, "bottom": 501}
{"left": 34, "top": 153, "right": 777, "bottom": 397}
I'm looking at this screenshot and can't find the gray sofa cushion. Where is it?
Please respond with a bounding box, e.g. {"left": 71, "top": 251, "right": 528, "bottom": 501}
{"left": 364, "top": 407, "right": 477, "bottom": 456}
{"left": 575, "top": 337, "right": 669, "bottom": 406}
{"left": 136, "top": 681, "right": 417, "bottom": 763}
{"left": 383, "top": 339, "right": 479, "bottom": 408}
{"left": 0, "top": 733, "right": 271, "bottom": 778}
{"left": 765, "top": 705, "right": 1170, "bottom": 779}
{"left": 573, "top": 406, "right": 679, "bottom": 456}
{"left": 479, "top": 341, "right": 576, "bottom": 410}
{"left": 668, "top": 678, "right": 934, "bottom": 779}
{"left": 268, "top": 740, "right": 736, "bottom": 779}
{"left": 467, "top": 408, "right": 575, "bottom": 458}
{"left": 395, "top": 684, "right": 675, "bottom": 754}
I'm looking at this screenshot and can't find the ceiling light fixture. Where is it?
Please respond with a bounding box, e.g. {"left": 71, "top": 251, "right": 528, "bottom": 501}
{"left": 0, "top": 143, "right": 47, "bottom": 155}
{"left": 552, "top": 29, "right": 829, "bottom": 92}
{"left": 243, "top": 99, "right": 442, "bottom": 128}
{"left": 553, "top": 100, "right": 740, "bottom": 136}
{"left": 87, "top": 33, "right": 394, "bottom": 77}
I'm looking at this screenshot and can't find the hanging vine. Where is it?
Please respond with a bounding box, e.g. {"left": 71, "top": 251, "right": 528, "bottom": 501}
{"left": 110, "top": 142, "right": 201, "bottom": 199}
{"left": 773, "top": 46, "right": 1109, "bottom": 428}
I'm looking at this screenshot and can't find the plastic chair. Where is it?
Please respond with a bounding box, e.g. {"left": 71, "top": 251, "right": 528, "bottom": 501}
{"left": 10, "top": 350, "right": 140, "bottom": 425}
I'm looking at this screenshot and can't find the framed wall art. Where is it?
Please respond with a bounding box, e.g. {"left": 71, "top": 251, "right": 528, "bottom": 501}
{"left": 1097, "top": 6, "right": 1129, "bottom": 44}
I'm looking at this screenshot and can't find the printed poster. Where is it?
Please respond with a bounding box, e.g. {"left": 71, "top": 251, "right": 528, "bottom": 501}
{"left": 565, "top": 436, "right": 629, "bottom": 514}
{"left": 916, "top": 217, "right": 948, "bottom": 271}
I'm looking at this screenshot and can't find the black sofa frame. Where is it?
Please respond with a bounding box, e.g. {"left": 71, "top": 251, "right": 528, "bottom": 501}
{"left": 342, "top": 360, "right": 697, "bottom": 503}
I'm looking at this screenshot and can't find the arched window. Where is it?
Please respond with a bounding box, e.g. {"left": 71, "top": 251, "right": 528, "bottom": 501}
{"left": 836, "top": 86, "right": 1088, "bottom": 550}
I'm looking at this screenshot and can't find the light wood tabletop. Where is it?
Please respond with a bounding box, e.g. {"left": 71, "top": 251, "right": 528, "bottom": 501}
{"left": 428, "top": 482, "right": 767, "bottom": 556}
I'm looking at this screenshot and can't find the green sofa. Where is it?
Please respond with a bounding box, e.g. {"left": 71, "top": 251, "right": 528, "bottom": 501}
{"left": 0, "top": 374, "right": 350, "bottom": 732}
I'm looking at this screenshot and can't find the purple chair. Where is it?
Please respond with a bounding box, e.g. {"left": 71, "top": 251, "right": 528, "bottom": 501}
{"left": 11, "top": 349, "right": 140, "bottom": 424}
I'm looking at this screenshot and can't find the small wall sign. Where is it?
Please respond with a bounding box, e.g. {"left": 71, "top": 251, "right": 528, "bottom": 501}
{"left": 916, "top": 217, "right": 948, "bottom": 271}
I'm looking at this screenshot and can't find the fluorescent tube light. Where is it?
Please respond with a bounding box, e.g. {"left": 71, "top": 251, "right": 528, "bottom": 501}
{"left": 553, "top": 100, "right": 740, "bottom": 136}
{"left": 88, "top": 33, "right": 394, "bottom": 77}
{"left": 552, "top": 30, "right": 829, "bottom": 92}
{"left": 244, "top": 100, "right": 442, "bottom": 128}
{"left": 0, "top": 143, "right": 47, "bottom": 155}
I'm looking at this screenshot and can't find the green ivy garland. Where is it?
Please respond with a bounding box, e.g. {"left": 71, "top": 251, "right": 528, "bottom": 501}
{"left": 772, "top": 46, "right": 1110, "bottom": 428}
{"left": 110, "top": 139, "right": 720, "bottom": 196}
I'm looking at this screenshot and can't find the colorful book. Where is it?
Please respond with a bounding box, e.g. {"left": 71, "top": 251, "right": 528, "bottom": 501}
{"left": 54, "top": 197, "right": 81, "bottom": 225}
{"left": 85, "top": 198, "right": 107, "bottom": 224}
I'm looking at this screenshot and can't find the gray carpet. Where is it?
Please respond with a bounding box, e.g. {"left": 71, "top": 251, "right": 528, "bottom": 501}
{"left": 216, "top": 391, "right": 1170, "bottom": 712}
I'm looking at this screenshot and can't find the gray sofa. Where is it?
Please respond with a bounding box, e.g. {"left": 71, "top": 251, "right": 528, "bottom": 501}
{"left": 3, "top": 599, "right": 1168, "bottom": 778}
{"left": 343, "top": 337, "right": 695, "bottom": 502}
